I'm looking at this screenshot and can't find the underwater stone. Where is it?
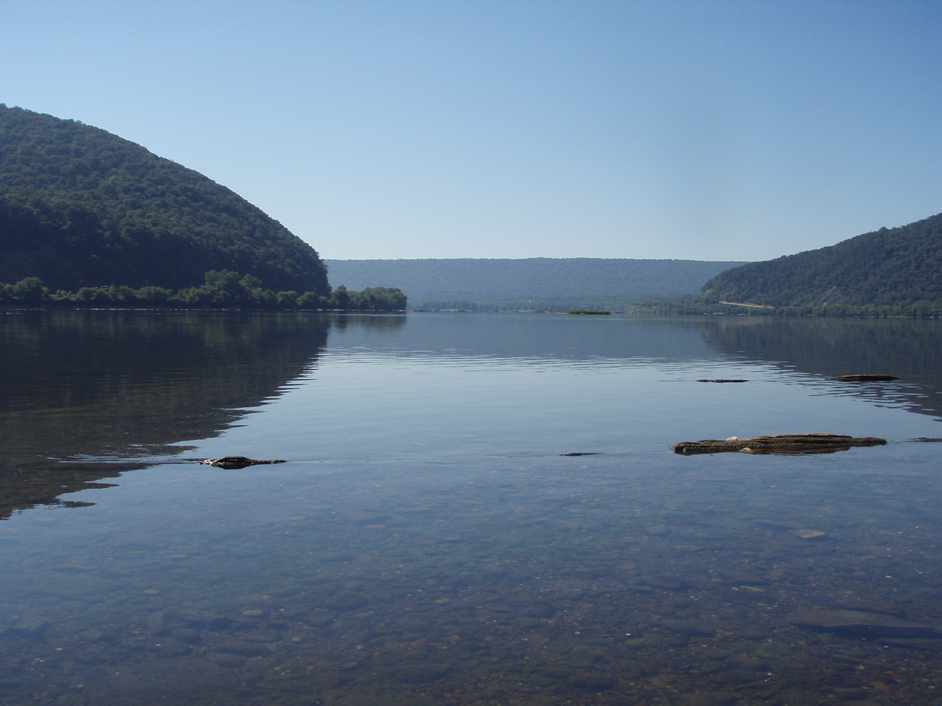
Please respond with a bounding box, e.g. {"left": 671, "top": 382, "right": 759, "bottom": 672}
{"left": 791, "top": 607, "right": 942, "bottom": 639}
{"left": 793, "top": 529, "right": 827, "bottom": 540}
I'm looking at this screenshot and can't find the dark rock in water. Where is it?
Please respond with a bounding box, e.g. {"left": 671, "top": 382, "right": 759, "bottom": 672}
{"left": 837, "top": 373, "right": 898, "bottom": 382}
{"left": 201, "top": 457, "right": 286, "bottom": 469}
{"left": 791, "top": 607, "right": 942, "bottom": 639}
{"left": 909, "top": 437, "right": 942, "bottom": 443}
{"left": 673, "top": 433, "right": 887, "bottom": 456}
{"left": 560, "top": 452, "right": 602, "bottom": 457}
{"left": 697, "top": 379, "right": 748, "bottom": 383}
{"left": 61, "top": 500, "right": 95, "bottom": 509}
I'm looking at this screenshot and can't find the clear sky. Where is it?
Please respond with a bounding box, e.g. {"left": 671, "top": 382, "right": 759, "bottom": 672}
{"left": 3, "top": 1, "right": 940, "bottom": 260}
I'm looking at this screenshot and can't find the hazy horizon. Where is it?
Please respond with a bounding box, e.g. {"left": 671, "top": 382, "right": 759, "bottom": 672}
{"left": 326, "top": 256, "right": 745, "bottom": 263}
{"left": 4, "top": 1, "right": 940, "bottom": 261}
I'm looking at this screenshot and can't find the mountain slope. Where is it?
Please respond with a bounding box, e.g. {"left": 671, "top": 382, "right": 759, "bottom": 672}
{"left": 0, "top": 104, "right": 328, "bottom": 292}
{"left": 326, "top": 258, "right": 745, "bottom": 308}
{"left": 702, "top": 212, "right": 942, "bottom": 308}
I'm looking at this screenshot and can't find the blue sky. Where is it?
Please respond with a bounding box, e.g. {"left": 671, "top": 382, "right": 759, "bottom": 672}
{"left": 3, "top": 1, "right": 940, "bottom": 260}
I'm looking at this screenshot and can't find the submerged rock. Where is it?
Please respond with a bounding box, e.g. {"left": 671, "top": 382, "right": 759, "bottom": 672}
{"left": 560, "top": 452, "right": 602, "bottom": 457}
{"left": 696, "top": 379, "right": 748, "bottom": 383}
{"left": 200, "top": 457, "right": 286, "bottom": 469}
{"left": 791, "top": 606, "right": 942, "bottom": 639}
{"left": 673, "top": 433, "right": 887, "bottom": 456}
{"left": 909, "top": 437, "right": 942, "bottom": 443}
{"left": 836, "top": 374, "right": 899, "bottom": 382}
{"left": 793, "top": 529, "right": 827, "bottom": 540}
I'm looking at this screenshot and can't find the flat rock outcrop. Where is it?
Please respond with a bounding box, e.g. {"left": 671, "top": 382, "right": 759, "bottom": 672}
{"left": 673, "top": 433, "right": 887, "bottom": 456}
{"left": 836, "top": 374, "right": 898, "bottom": 382}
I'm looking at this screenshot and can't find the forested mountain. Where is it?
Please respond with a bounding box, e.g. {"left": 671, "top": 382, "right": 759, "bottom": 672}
{"left": 327, "top": 258, "right": 744, "bottom": 309}
{"left": 703, "top": 212, "right": 942, "bottom": 308}
{"left": 0, "top": 105, "right": 328, "bottom": 293}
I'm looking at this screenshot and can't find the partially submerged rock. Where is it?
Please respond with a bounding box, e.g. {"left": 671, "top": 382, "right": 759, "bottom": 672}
{"left": 697, "top": 379, "right": 748, "bottom": 383}
{"left": 560, "top": 452, "right": 601, "bottom": 457}
{"left": 673, "top": 433, "right": 887, "bottom": 456}
{"left": 201, "top": 456, "right": 286, "bottom": 469}
{"left": 909, "top": 437, "right": 942, "bottom": 443}
{"left": 836, "top": 373, "right": 898, "bottom": 382}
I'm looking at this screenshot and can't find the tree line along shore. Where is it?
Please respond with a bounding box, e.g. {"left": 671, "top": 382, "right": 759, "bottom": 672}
{"left": 0, "top": 271, "right": 407, "bottom": 312}
{"left": 623, "top": 298, "right": 942, "bottom": 319}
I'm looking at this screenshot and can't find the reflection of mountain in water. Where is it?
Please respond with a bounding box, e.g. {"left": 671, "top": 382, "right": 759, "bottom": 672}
{"left": 698, "top": 318, "right": 942, "bottom": 421}
{"left": 0, "top": 312, "right": 345, "bottom": 518}
{"left": 327, "top": 313, "right": 720, "bottom": 363}
{"left": 8, "top": 312, "right": 938, "bottom": 519}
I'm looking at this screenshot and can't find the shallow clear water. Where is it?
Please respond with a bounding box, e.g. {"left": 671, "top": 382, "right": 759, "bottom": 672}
{"left": 2, "top": 311, "right": 942, "bottom": 705}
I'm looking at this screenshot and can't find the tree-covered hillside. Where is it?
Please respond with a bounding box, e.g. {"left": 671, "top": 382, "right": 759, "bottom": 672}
{"left": 0, "top": 105, "right": 328, "bottom": 293}
{"left": 703, "top": 212, "right": 942, "bottom": 308}
{"left": 327, "top": 258, "right": 744, "bottom": 309}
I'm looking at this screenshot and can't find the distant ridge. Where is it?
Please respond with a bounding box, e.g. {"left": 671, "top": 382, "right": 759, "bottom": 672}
{"left": 703, "top": 211, "right": 942, "bottom": 308}
{"left": 326, "top": 258, "right": 745, "bottom": 309}
{"left": 0, "top": 104, "right": 328, "bottom": 293}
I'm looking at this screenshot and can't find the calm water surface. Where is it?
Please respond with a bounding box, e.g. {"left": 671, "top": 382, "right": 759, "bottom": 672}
{"left": 2, "top": 312, "right": 942, "bottom": 705}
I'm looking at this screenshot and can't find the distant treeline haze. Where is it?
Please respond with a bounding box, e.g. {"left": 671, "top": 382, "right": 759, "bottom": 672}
{"left": 326, "top": 258, "right": 745, "bottom": 310}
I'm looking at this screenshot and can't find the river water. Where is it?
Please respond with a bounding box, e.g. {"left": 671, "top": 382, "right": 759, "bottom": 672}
{"left": 1, "top": 311, "right": 941, "bottom": 705}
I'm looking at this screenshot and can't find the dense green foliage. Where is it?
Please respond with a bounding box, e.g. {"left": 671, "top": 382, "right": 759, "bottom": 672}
{"left": 703, "top": 212, "right": 942, "bottom": 309}
{"left": 626, "top": 298, "right": 942, "bottom": 319}
{"left": 327, "top": 258, "right": 745, "bottom": 309}
{"left": 0, "top": 273, "right": 406, "bottom": 311}
{"left": 0, "top": 105, "right": 328, "bottom": 293}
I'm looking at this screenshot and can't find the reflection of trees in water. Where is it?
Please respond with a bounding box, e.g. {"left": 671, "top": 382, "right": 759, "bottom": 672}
{"left": 699, "top": 318, "right": 942, "bottom": 420}
{"left": 328, "top": 314, "right": 717, "bottom": 361}
{"left": 10, "top": 312, "right": 938, "bottom": 519}
{"left": 329, "top": 313, "right": 409, "bottom": 333}
{"left": 0, "top": 311, "right": 340, "bottom": 518}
